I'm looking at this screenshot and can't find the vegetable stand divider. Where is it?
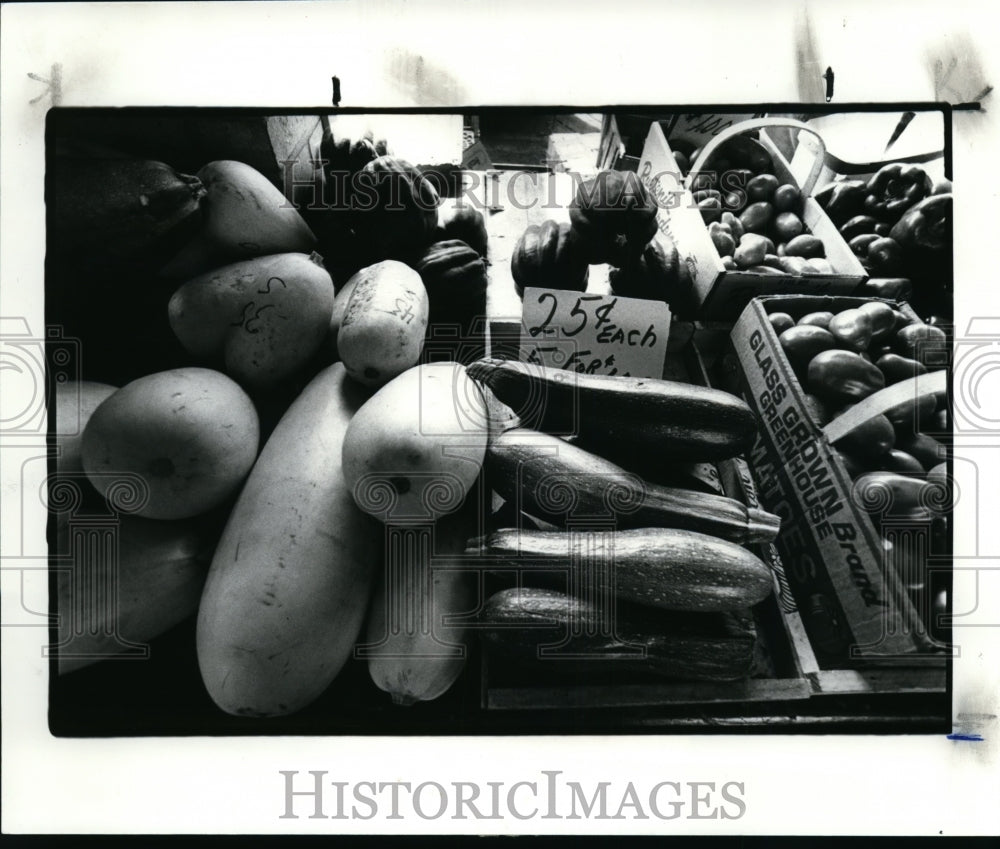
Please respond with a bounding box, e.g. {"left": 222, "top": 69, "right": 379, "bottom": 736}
{"left": 724, "top": 294, "right": 949, "bottom": 690}
{"left": 638, "top": 118, "right": 867, "bottom": 320}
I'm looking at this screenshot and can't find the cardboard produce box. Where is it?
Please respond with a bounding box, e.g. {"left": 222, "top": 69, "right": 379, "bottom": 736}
{"left": 726, "top": 294, "right": 950, "bottom": 669}
{"left": 638, "top": 118, "right": 867, "bottom": 320}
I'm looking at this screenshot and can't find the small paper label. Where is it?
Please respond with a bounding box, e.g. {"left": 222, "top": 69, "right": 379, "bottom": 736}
{"left": 518, "top": 288, "right": 670, "bottom": 379}
{"left": 666, "top": 112, "right": 764, "bottom": 145}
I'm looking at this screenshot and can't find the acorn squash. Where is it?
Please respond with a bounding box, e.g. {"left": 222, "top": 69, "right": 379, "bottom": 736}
{"left": 510, "top": 220, "right": 589, "bottom": 297}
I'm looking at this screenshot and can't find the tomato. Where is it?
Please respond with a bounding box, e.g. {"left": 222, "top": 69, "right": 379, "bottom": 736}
{"left": 798, "top": 311, "right": 835, "bottom": 329}
{"left": 878, "top": 448, "right": 926, "bottom": 476}
{"left": 768, "top": 312, "right": 795, "bottom": 335}
{"left": 828, "top": 308, "right": 874, "bottom": 353}
{"left": 745, "top": 173, "right": 779, "bottom": 203}
{"left": 831, "top": 410, "right": 895, "bottom": 461}
{"left": 784, "top": 234, "right": 825, "bottom": 258}
{"left": 738, "top": 201, "right": 773, "bottom": 235}
{"left": 876, "top": 352, "right": 927, "bottom": 385}
{"left": 772, "top": 184, "right": 802, "bottom": 213}
{"left": 894, "top": 323, "right": 948, "bottom": 368}
{"left": 779, "top": 325, "right": 837, "bottom": 374}
{"left": 857, "top": 301, "right": 897, "bottom": 342}
{"left": 807, "top": 349, "right": 885, "bottom": 404}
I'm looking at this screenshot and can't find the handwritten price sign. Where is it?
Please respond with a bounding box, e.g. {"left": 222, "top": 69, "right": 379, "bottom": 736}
{"left": 518, "top": 288, "right": 671, "bottom": 379}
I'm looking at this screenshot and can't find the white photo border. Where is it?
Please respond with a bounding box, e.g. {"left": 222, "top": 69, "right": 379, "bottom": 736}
{"left": 2, "top": 0, "right": 998, "bottom": 837}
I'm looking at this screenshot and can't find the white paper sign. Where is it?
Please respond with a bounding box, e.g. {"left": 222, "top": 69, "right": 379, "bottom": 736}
{"left": 518, "top": 287, "right": 671, "bottom": 378}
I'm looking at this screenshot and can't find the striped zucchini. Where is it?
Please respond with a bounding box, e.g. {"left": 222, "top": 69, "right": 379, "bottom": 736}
{"left": 485, "top": 428, "right": 780, "bottom": 545}
{"left": 466, "top": 357, "right": 757, "bottom": 462}
{"left": 470, "top": 527, "right": 774, "bottom": 613}
{"left": 478, "top": 587, "right": 757, "bottom": 682}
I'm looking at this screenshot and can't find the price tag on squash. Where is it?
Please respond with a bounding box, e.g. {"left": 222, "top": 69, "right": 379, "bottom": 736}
{"left": 518, "top": 288, "right": 671, "bottom": 379}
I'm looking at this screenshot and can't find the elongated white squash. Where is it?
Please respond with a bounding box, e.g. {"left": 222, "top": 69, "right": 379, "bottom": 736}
{"left": 363, "top": 487, "right": 482, "bottom": 705}
{"left": 196, "top": 363, "right": 381, "bottom": 717}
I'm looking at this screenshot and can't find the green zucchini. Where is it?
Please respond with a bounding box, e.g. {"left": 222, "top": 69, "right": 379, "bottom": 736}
{"left": 563, "top": 435, "right": 725, "bottom": 493}
{"left": 485, "top": 428, "right": 780, "bottom": 545}
{"left": 478, "top": 587, "right": 756, "bottom": 682}
{"left": 465, "top": 357, "right": 757, "bottom": 463}
{"left": 470, "top": 527, "right": 773, "bottom": 613}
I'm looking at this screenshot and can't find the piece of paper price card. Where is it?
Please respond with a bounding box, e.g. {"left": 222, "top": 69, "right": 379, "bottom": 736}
{"left": 518, "top": 288, "right": 671, "bottom": 379}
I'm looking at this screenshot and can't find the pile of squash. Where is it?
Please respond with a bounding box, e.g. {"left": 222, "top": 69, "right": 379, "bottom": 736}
{"left": 48, "top": 135, "right": 495, "bottom": 712}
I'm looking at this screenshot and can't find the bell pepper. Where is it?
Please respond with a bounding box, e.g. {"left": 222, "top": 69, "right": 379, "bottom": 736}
{"left": 814, "top": 179, "right": 867, "bottom": 227}
{"left": 864, "top": 236, "right": 904, "bottom": 275}
{"left": 889, "top": 193, "right": 952, "bottom": 253}
{"left": 840, "top": 215, "right": 880, "bottom": 241}
{"left": 720, "top": 211, "right": 745, "bottom": 242}
{"left": 863, "top": 163, "right": 932, "bottom": 222}
{"left": 848, "top": 232, "right": 880, "bottom": 259}
{"left": 569, "top": 170, "right": 659, "bottom": 253}
{"left": 608, "top": 236, "right": 681, "bottom": 301}
{"left": 931, "top": 177, "right": 952, "bottom": 196}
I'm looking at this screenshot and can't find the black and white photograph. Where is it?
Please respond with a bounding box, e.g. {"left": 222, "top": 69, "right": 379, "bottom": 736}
{"left": 1, "top": 0, "right": 998, "bottom": 838}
